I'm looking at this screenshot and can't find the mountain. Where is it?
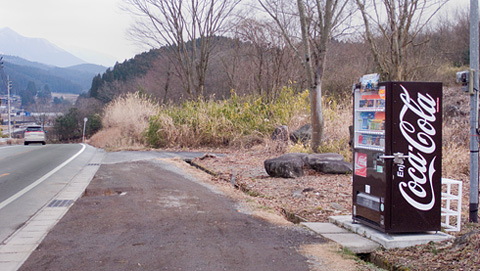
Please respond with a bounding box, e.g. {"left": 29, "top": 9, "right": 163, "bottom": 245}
{"left": 64, "top": 46, "right": 118, "bottom": 67}
{"left": 68, "top": 63, "right": 109, "bottom": 75}
{"left": 1, "top": 55, "right": 107, "bottom": 94}
{"left": 0, "top": 27, "right": 86, "bottom": 67}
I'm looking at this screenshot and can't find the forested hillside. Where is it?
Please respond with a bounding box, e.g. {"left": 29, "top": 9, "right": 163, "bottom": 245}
{"left": 2, "top": 55, "right": 106, "bottom": 94}
{"left": 87, "top": 9, "right": 469, "bottom": 106}
{"left": 70, "top": 0, "right": 470, "bottom": 149}
{"left": 89, "top": 49, "right": 161, "bottom": 103}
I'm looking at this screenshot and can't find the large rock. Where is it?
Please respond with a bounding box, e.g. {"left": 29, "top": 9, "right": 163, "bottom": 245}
{"left": 264, "top": 153, "right": 307, "bottom": 178}
{"left": 304, "top": 153, "right": 352, "bottom": 174}
{"left": 264, "top": 152, "right": 352, "bottom": 178}
{"left": 314, "top": 160, "right": 353, "bottom": 174}
{"left": 290, "top": 124, "right": 312, "bottom": 144}
{"left": 271, "top": 125, "right": 289, "bottom": 142}
{"left": 303, "top": 153, "right": 344, "bottom": 170}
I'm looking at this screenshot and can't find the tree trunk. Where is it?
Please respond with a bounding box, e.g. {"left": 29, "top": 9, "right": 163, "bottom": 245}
{"left": 311, "top": 82, "right": 324, "bottom": 151}
{"left": 297, "top": 0, "right": 323, "bottom": 150}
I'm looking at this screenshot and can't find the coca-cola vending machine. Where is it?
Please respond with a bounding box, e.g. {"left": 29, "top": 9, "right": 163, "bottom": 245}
{"left": 352, "top": 77, "right": 442, "bottom": 233}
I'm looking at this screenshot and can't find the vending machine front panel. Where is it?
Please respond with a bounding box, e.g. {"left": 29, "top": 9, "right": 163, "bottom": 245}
{"left": 353, "top": 81, "right": 442, "bottom": 233}
{"left": 389, "top": 82, "right": 442, "bottom": 232}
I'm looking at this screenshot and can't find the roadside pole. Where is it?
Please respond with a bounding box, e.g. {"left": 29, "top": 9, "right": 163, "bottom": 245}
{"left": 83, "top": 117, "right": 88, "bottom": 143}
{"left": 7, "top": 75, "right": 12, "bottom": 139}
{"left": 470, "top": 0, "right": 479, "bottom": 223}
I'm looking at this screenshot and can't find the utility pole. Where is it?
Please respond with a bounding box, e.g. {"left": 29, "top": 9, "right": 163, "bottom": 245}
{"left": 7, "top": 75, "right": 12, "bottom": 139}
{"left": 0, "top": 57, "right": 4, "bottom": 133}
{"left": 83, "top": 117, "right": 88, "bottom": 143}
{"left": 469, "top": 0, "right": 479, "bottom": 223}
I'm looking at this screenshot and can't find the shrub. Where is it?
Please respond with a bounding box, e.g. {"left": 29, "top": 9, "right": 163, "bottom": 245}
{"left": 89, "top": 92, "right": 159, "bottom": 149}
{"left": 145, "top": 88, "right": 310, "bottom": 148}
{"left": 54, "top": 108, "right": 83, "bottom": 141}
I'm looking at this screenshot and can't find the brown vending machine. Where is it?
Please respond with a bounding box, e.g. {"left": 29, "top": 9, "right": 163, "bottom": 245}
{"left": 352, "top": 77, "right": 442, "bottom": 233}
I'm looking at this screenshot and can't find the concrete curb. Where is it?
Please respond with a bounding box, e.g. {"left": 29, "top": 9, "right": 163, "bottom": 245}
{"left": 0, "top": 148, "right": 104, "bottom": 271}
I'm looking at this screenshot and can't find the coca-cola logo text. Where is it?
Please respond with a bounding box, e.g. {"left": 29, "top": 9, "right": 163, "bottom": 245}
{"left": 398, "top": 85, "right": 438, "bottom": 211}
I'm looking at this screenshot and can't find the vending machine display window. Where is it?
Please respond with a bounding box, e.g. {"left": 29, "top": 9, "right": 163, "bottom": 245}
{"left": 354, "top": 86, "right": 386, "bottom": 152}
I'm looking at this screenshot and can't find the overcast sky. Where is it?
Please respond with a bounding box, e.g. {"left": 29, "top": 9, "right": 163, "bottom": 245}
{"left": 0, "top": 0, "right": 473, "bottom": 67}
{"left": 0, "top": 0, "right": 142, "bottom": 66}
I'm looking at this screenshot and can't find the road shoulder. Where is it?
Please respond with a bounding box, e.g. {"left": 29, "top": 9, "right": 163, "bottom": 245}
{"left": 0, "top": 146, "right": 104, "bottom": 271}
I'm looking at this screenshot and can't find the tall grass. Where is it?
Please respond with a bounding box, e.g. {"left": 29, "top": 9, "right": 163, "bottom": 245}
{"left": 89, "top": 86, "right": 470, "bottom": 181}
{"left": 89, "top": 92, "right": 159, "bottom": 150}
{"left": 145, "top": 88, "right": 310, "bottom": 148}
{"left": 286, "top": 96, "right": 353, "bottom": 161}
{"left": 442, "top": 119, "right": 469, "bottom": 178}
{"left": 89, "top": 88, "right": 353, "bottom": 160}
{"left": 318, "top": 97, "right": 353, "bottom": 160}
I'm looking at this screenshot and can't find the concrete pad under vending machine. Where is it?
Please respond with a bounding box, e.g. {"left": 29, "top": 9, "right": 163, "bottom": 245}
{"left": 301, "top": 222, "right": 380, "bottom": 253}
{"left": 329, "top": 216, "right": 455, "bottom": 250}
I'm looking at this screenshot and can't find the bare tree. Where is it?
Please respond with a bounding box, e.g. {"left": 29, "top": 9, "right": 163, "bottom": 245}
{"left": 258, "top": 0, "right": 352, "bottom": 151}
{"left": 229, "top": 18, "right": 303, "bottom": 100}
{"left": 355, "top": 0, "right": 448, "bottom": 80}
{"left": 124, "top": 0, "right": 241, "bottom": 99}
{"left": 430, "top": 7, "right": 470, "bottom": 67}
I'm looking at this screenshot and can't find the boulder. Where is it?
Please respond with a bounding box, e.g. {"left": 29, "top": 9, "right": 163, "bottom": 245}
{"left": 314, "top": 160, "right": 353, "bottom": 174}
{"left": 290, "top": 124, "right": 312, "bottom": 144}
{"left": 303, "top": 153, "right": 352, "bottom": 174}
{"left": 304, "top": 153, "right": 344, "bottom": 170}
{"left": 264, "top": 153, "right": 307, "bottom": 178}
{"left": 271, "top": 125, "right": 289, "bottom": 142}
{"left": 264, "top": 152, "right": 352, "bottom": 177}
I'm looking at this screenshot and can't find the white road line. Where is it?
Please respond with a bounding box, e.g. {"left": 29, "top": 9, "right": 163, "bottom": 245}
{"left": 0, "top": 144, "right": 87, "bottom": 211}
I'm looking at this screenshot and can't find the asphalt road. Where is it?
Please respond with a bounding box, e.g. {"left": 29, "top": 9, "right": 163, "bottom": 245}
{"left": 0, "top": 144, "right": 96, "bottom": 244}
{"left": 18, "top": 152, "right": 326, "bottom": 271}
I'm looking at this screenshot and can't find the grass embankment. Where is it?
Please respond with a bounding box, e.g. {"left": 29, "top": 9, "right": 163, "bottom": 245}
{"left": 89, "top": 87, "right": 468, "bottom": 180}
{"left": 91, "top": 88, "right": 348, "bottom": 152}
{"left": 144, "top": 89, "right": 311, "bottom": 148}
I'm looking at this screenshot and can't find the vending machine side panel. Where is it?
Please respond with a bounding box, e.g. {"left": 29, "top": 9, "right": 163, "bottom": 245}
{"left": 382, "top": 82, "right": 394, "bottom": 231}
{"left": 390, "top": 82, "right": 442, "bottom": 233}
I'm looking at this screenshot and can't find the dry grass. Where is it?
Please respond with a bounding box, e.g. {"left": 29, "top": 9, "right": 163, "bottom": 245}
{"left": 89, "top": 86, "right": 471, "bottom": 184}
{"left": 89, "top": 92, "right": 159, "bottom": 150}
{"left": 0, "top": 138, "right": 23, "bottom": 145}
{"left": 145, "top": 89, "right": 310, "bottom": 149}
{"left": 285, "top": 98, "right": 353, "bottom": 163}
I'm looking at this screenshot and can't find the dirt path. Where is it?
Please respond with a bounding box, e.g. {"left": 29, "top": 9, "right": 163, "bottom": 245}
{"left": 19, "top": 158, "right": 339, "bottom": 271}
